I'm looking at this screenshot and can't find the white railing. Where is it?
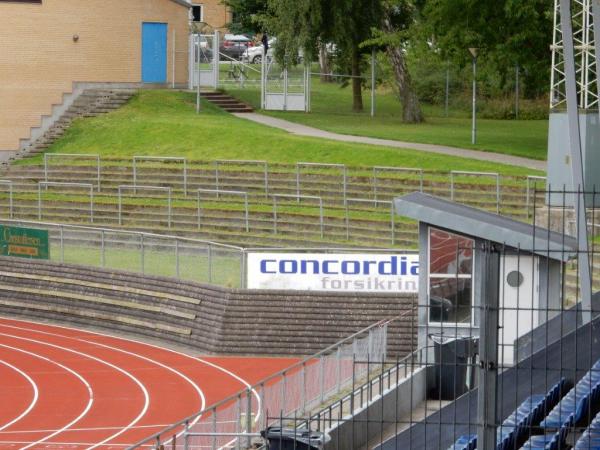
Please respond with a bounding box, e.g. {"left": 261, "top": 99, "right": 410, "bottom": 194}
{"left": 125, "top": 314, "right": 404, "bottom": 450}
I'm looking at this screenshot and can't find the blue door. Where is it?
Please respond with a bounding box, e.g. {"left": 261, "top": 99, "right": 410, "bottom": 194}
{"left": 142, "top": 23, "right": 167, "bottom": 83}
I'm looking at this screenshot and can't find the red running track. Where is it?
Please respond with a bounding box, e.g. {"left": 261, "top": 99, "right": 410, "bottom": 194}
{"left": 0, "top": 317, "right": 297, "bottom": 449}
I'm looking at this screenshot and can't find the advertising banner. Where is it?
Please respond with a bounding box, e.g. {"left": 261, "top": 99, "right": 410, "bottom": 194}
{"left": 247, "top": 253, "right": 419, "bottom": 293}
{"left": 0, "top": 225, "right": 50, "bottom": 260}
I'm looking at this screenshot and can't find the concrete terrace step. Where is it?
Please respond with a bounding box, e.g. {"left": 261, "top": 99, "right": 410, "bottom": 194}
{"left": 0, "top": 256, "right": 417, "bottom": 357}
{"left": 8, "top": 89, "right": 136, "bottom": 163}
{"left": 202, "top": 92, "right": 254, "bottom": 113}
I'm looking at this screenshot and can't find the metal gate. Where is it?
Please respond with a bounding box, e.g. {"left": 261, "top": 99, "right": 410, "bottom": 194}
{"left": 189, "top": 31, "right": 219, "bottom": 90}
{"left": 261, "top": 55, "right": 310, "bottom": 111}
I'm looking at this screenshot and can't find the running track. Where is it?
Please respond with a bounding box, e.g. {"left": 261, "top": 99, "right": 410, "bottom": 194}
{"left": 0, "top": 317, "right": 297, "bottom": 449}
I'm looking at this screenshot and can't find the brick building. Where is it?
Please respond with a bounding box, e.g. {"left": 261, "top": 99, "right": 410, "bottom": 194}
{"left": 190, "top": 1, "right": 232, "bottom": 32}
{"left": 0, "top": 0, "right": 191, "bottom": 160}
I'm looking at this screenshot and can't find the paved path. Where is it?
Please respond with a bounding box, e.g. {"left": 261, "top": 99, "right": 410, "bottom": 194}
{"left": 234, "top": 112, "right": 547, "bottom": 172}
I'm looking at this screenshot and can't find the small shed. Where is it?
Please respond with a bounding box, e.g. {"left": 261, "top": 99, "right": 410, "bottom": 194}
{"left": 395, "top": 192, "right": 578, "bottom": 365}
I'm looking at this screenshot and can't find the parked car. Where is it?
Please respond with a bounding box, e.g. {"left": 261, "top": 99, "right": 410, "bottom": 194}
{"left": 242, "top": 38, "right": 275, "bottom": 64}
{"left": 241, "top": 37, "right": 305, "bottom": 65}
{"left": 220, "top": 34, "right": 254, "bottom": 61}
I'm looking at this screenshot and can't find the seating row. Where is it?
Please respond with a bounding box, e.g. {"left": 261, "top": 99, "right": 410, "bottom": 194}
{"left": 448, "top": 359, "right": 600, "bottom": 450}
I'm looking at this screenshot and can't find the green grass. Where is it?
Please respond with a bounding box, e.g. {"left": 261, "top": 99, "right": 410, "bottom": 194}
{"left": 226, "top": 71, "right": 549, "bottom": 161}
{"left": 32, "top": 90, "right": 542, "bottom": 176}
{"left": 54, "top": 243, "right": 243, "bottom": 287}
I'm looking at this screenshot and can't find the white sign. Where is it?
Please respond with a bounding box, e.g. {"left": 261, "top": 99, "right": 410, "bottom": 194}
{"left": 247, "top": 253, "right": 419, "bottom": 293}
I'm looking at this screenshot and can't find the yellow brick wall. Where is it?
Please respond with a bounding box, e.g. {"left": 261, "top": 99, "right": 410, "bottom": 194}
{"left": 0, "top": 0, "right": 190, "bottom": 153}
{"left": 192, "top": 0, "right": 231, "bottom": 32}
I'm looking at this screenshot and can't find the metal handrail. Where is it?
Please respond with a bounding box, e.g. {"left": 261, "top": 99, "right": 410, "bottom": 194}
{"left": 126, "top": 313, "right": 407, "bottom": 450}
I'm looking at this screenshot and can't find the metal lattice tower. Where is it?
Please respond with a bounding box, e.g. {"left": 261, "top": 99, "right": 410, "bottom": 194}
{"left": 551, "top": 0, "right": 598, "bottom": 109}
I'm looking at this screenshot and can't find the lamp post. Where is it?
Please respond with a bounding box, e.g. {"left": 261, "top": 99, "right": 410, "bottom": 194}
{"left": 469, "top": 47, "right": 479, "bottom": 145}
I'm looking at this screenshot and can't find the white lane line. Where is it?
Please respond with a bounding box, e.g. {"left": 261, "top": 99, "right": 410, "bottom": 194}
{"left": 0, "top": 359, "right": 39, "bottom": 431}
{"left": 0, "top": 343, "right": 93, "bottom": 449}
{"left": 0, "top": 318, "right": 264, "bottom": 443}
{"left": 0, "top": 322, "right": 206, "bottom": 449}
{"left": 0, "top": 332, "right": 149, "bottom": 450}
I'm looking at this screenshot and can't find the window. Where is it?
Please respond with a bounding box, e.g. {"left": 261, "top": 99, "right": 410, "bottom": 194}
{"left": 428, "top": 227, "right": 474, "bottom": 324}
{"left": 192, "top": 4, "right": 203, "bottom": 22}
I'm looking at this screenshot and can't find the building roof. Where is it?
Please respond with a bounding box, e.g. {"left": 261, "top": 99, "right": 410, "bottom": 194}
{"left": 394, "top": 192, "right": 578, "bottom": 261}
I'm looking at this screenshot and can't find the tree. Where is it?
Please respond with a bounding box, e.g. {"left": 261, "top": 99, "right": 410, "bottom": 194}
{"left": 371, "top": 0, "right": 424, "bottom": 122}
{"left": 419, "top": 0, "right": 552, "bottom": 98}
{"left": 222, "top": 0, "right": 268, "bottom": 35}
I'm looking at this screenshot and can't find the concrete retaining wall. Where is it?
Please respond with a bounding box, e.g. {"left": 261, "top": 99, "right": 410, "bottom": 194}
{"left": 0, "top": 257, "right": 417, "bottom": 356}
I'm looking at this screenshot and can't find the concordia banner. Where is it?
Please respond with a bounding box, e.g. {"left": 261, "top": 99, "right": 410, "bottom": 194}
{"left": 247, "top": 253, "right": 419, "bottom": 293}
{"left": 0, "top": 225, "right": 50, "bottom": 260}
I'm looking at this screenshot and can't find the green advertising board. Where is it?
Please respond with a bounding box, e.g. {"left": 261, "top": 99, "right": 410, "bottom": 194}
{"left": 0, "top": 225, "right": 49, "bottom": 260}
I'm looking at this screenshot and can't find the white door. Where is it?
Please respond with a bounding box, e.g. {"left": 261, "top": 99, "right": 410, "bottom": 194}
{"left": 499, "top": 255, "right": 539, "bottom": 365}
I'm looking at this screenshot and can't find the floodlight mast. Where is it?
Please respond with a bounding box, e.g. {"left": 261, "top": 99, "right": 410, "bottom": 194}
{"left": 555, "top": 0, "right": 594, "bottom": 322}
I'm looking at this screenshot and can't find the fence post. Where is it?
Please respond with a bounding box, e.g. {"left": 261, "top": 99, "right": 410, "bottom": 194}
{"left": 477, "top": 242, "right": 500, "bottom": 449}
{"left": 175, "top": 239, "right": 180, "bottom": 278}
{"left": 101, "top": 230, "right": 105, "bottom": 268}
{"left": 168, "top": 188, "right": 172, "bottom": 228}
{"left": 301, "top": 363, "right": 306, "bottom": 414}
{"left": 373, "top": 168, "right": 378, "bottom": 202}
{"left": 118, "top": 188, "right": 123, "bottom": 225}
{"left": 281, "top": 372, "right": 287, "bottom": 415}
{"left": 319, "top": 197, "right": 324, "bottom": 239}
{"left": 236, "top": 394, "right": 242, "bottom": 450}
{"left": 390, "top": 202, "right": 395, "bottom": 246}
{"left": 450, "top": 172, "right": 455, "bottom": 200}
{"left": 343, "top": 166, "right": 348, "bottom": 207}
{"left": 183, "top": 420, "right": 189, "bottom": 450}
{"left": 8, "top": 183, "right": 13, "bottom": 219}
{"left": 60, "top": 226, "right": 65, "bottom": 263}
{"left": 319, "top": 355, "right": 325, "bottom": 403}
{"left": 244, "top": 194, "right": 249, "bottom": 232}
{"left": 336, "top": 346, "right": 342, "bottom": 393}
{"left": 183, "top": 159, "right": 188, "bottom": 196}
{"left": 140, "top": 233, "right": 145, "bottom": 274}
{"left": 90, "top": 187, "right": 94, "bottom": 224}
{"left": 345, "top": 201, "right": 350, "bottom": 241}
{"left": 495, "top": 174, "right": 500, "bottom": 214}
{"left": 212, "top": 409, "right": 217, "bottom": 450}
{"left": 273, "top": 197, "right": 278, "bottom": 234}
{"left": 37, "top": 184, "right": 42, "bottom": 220}
{"left": 208, "top": 244, "right": 213, "bottom": 283}
{"left": 246, "top": 389, "right": 253, "bottom": 448}
{"left": 264, "top": 162, "right": 269, "bottom": 198}
{"left": 197, "top": 191, "right": 201, "bottom": 230}
{"left": 295, "top": 164, "right": 300, "bottom": 201}
{"left": 240, "top": 249, "right": 245, "bottom": 288}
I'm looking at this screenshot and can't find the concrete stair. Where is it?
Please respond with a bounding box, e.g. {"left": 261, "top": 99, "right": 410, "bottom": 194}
{"left": 0, "top": 256, "right": 417, "bottom": 357}
{"left": 8, "top": 89, "right": 136, "bottom": 164}
{"left": 202, "top": 92, "right": 254, "bottom": 113}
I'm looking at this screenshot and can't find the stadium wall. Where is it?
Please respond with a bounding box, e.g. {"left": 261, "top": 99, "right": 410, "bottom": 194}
{"left": 0, "top": 257, "right": 417, "bottom": 356}
{"left": 0, "top": 0, "right": 190, "bottom": 158}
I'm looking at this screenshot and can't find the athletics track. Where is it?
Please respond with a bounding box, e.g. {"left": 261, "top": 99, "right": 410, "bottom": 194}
{"left": 0, "top": 317, "right": 297, "bottom": 449}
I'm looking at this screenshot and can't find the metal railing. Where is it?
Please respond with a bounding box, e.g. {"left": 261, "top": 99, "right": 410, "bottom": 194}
{"left": 0, "top": 180, "right": 14, "bottom": 219}
{"left": 450, "top": 170, "right": 500, "bottom": 213}
{"left": 133, "top": 156, "right": 188, "bottom": 195}
{"left": 0, "top": 219, "right": 246, "bottom": 288}
{"left": 272, "top": 194, "right": 324, "bottom": 238}
{"left": 126, "top": 314, "right": 404, "bottom": 450}
{"left": 38, "top": 182, "right": 94, "bottom": 223}
{"left": 296, "top": 162, "right": 347, "bottom": 206}
{"left": 118, "top": 185, "right": 172, "bottom": 228}
{"left": 197, "top": 188, "right": 249, "bottom": 232}
{"left": 44, "top": 153, "right": 101, "bottom": 191}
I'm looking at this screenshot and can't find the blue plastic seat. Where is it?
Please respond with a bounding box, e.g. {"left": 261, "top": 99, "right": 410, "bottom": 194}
{"left": 575, "top": 411, "right": 600, "bottom": 449}
{"left": 448, "top": 434, "right": 477, "bottom": 450}
{"left": 541, "top": 377, "right": 600, "bottom": 428}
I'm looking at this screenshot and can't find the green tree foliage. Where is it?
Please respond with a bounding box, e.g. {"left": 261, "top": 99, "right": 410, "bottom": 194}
{"left": 420, "top": 0, "right": 552, "bottom": 98}
{"left": 222, "top": 0, "right": 268, "bottom": 35}
{"left": 266, "top": 0, "right": 382, "bottom": 112}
